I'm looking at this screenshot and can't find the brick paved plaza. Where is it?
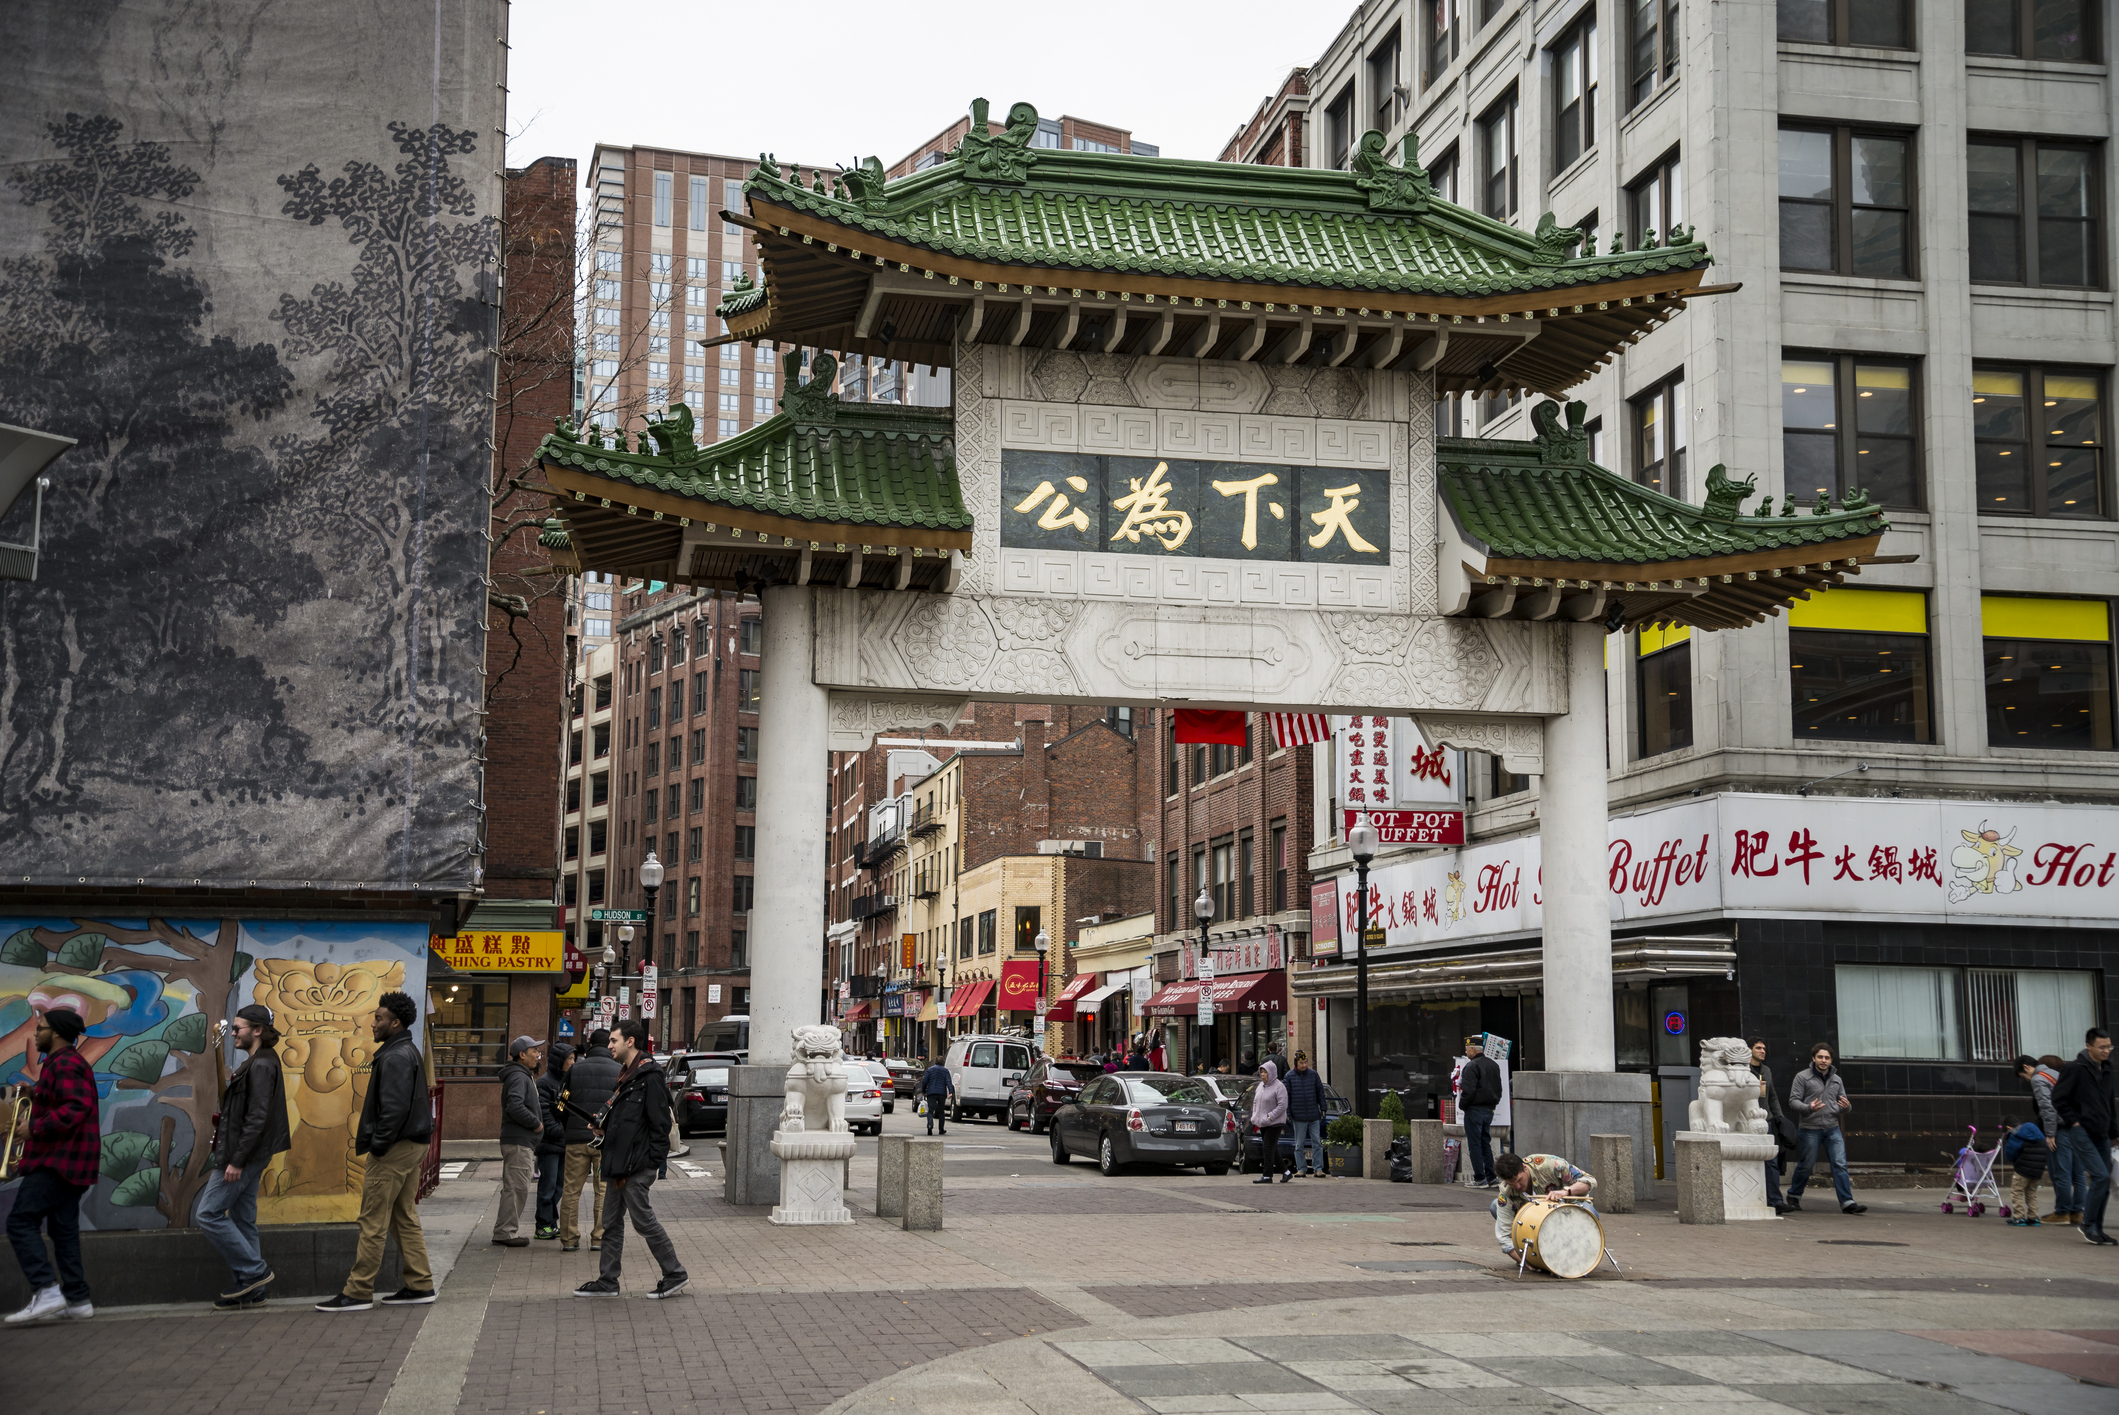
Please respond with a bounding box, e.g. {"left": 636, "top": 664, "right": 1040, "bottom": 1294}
{"left": 5, "top": 1121, "right": 2112, "bottom": 1415}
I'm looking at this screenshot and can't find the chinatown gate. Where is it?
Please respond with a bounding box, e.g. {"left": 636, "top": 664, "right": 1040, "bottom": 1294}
{"left": 538, "top": 102, "right": 1896, "bottom": 1206}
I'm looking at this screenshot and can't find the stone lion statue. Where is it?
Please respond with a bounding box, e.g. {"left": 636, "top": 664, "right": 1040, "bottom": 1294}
{"left": 778, "top": 1024, "right": 849, "bottom": 1134}
{"left": 1687, "top": 1036, "right": 1768, "bottom": 1134}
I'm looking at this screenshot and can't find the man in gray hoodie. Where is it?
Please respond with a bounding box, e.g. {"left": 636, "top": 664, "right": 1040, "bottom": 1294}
{"left": 1786, "top": 1043, "right": 1865, "bottom": 1214}
{"left": 492, "top": 1037, "right": 544, "bottom": 1247}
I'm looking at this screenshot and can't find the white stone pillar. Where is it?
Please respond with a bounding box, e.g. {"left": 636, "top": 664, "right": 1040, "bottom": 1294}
{"left": 1541, "top": 618, "right": 1614, "bottom": 1072}
{"left": 727, "top": 582, "right": 829, "bottom": 1204}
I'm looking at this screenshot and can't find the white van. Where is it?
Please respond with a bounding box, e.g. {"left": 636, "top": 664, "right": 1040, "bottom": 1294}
{"left": 943, "top": 1034, "right": 1035, "bottom": 1123}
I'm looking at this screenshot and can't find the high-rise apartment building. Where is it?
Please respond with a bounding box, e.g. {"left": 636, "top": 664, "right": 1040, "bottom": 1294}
{"left": 1239, "top": 0, "right": 2119, "bottom": 1166}
{"left": 1219, "top": 68, "right": 1310, "bottom": 165}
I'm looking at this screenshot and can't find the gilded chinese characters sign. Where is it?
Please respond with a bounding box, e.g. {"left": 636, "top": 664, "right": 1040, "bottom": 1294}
{"left": 1001, "top": 451, "right": 1389, "bottom": 564}
{"left": 433, "top": 930, "right": 565, "bottom": 973}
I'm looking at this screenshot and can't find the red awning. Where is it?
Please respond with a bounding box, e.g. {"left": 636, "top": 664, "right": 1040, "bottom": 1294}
{"left": 841, "top": 1002, "right": 871, "bottom": 1022}
{"left": 943, "top": 978, "right": 994, "bottom": 1018}
{"left": 1142, "top": 970, "right": 1289, "bottom": 1017}
{"left": 1048, "top": 973, "right": 1099, "bottom": 1020}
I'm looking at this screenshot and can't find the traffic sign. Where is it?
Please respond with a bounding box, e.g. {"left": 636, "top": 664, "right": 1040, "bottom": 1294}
{"left": 642, "top": 989, "right": 658, "bottom": 1019}
{"left": 1196, "top": 993, "right": 1214, "bottom": 1025}
{"left": 589, "top": 909, "right": 647, "bottom": 922}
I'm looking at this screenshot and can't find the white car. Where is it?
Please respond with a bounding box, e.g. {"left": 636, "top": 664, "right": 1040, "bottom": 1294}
{"left": 861, "top": 1059, "right": 895, "bottom": 1114}
{"left": 843, "top": 1069, "right": 886, "bottom": 1136}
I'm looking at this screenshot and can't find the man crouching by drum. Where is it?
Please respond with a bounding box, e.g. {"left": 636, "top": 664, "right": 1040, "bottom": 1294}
{"left": 1491, "top": 1151, "right": 1595, "bottom": 1258}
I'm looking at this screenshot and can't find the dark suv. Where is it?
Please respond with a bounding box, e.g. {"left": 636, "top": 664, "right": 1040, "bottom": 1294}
{"left": 1007, "top": 1058, "right": 1108, "bottom": 1135}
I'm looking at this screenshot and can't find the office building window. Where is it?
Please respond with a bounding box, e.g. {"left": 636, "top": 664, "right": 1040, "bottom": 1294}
{"left": 684, "top": 877, "right": 700, "bottom": 917}
{"left": 1238, "top": 830, "right": 1255, "bottom": 920}
{"left": 687, "top": 825, "right": 703, "bottom": 862}
{"left": 1788, "top": 588, "right": 1932, "bottom": 743}
{"left": 652, "top": 172, "right": 671, "bottom": 227}
{"left": 739, "top": 618, "right": 762, "bottom": 655}
{"left": 1271, "top": 821, "right": 1288, "bottom": 912}
{"left": 1489, "top": 754, "right": 1531, "bottom": 797}
{"left": 587, "top": 819, "right": 607, "bottom": 857}
{"left": 722, "top": 260, "right": 745, "bottom": 284}
{"left": 1478, "top": 91, "right": 1519, "bottom": 220}
{"left": 644, "top": 740, "right": 660, "bottom": 776}
{"left": 1781, "top": 353, "right": 1922, "bottom": 508}
{"left": 1167, "top": 856, "right": 1184, "bottom": 932}
{"left": 1552, "top": 17, "right": 1598, "bottom": 173}
{"left": 1165, "top": 713, "right": 1181, "bottom": 795}
{"left": 1013, "top": 905, "right": 1041, "bottom": 954}
{"left": 1627, "top": 0, "right": 1680, "bottom": 107}
{"left": 690, "top": 728, "right": 704, "bottom": 765}
{"left": 1426, "top": 0, "right": 1461, "bottom": 83}
{"left": 1631, "top": 374, "right": 1687, "bottom": 499}
{"left": 1779, "top": 126, "right": 1912, "bottom": 277}
{"left": 683, "top": 930, "right": 700, "bottom": 970}
{"left": 1370, "top": 28, "right": 1406, "bottom": 132}
{"left": 734, "top": 824, "right": 756, "bottom": 860}
{"left": 1968, "top": 137, "right": 2101, "bottom": 288}
{"left": 736, "top": 775, "right": 756, "bottom": 809}
{"left": 737, "top": 725, "right": 758, "bottom": 761}
{"left": 587, "top": 868, "right": 605, "bottom": 904}
{"left": 1326, "top": 85, "right": 1356, "bottom": 170}
{"left": 1967, "top": 0, "right": 2093, "bottom": 57}
{"left": 1972, "top": 364, "right": 2106, "bottom": 517}
{"left": 566, "top": 777, "right": 582, "bottom": 812}
{"left": 1428, "top": 146, "right": 1458, "bottom": 204}
{"left": 733, "top": 875, "right": 753, "bottom": 913}
{"left": 738, "top": 668, "right": 761, "bottom": 710}
{"left": 719, "top": 419, "right": 739, "bottom": 438}
{"left": 957, "top": 917, "right": 974, "bottom": 960}
{"left": 1982, "top": 595, "right": 2114, "bottom": 749}
{"left": 1837, "top": 965, "right": 2096, "bottom": 1061}
{"left": 592, "top": 723, "right": 610, "bottom": 758}
{"left": 595, "top": 250, "right": 621, "bottom": 273}
{"left": 1628, "top": 151, "right": 1683, "bottom": 248}
{"left": 1635, "top": 624, "right": 1694, "bottom": 757}
{"left": 646, "top": 685, "right": 661, "bottom": 728}
{"left": 977, "top": 909, "right": 997, "bottom": 955}
{"left": 1211, "top": 838, "right": 1236, "bottom": 924}
{"left": 694, "top": 672, "right": 709, "bottom": 714}
{"left": 721, "top": 367, "right": 741, "bottom": 387}
{"left": 687, "top": 777, "right": 704, "bottom": 813}
{"left": 1778, "top": 0, "right": 1908, "bottom": 45}
{"left": 754, "top": 396, "right": 774, "bottom": 419}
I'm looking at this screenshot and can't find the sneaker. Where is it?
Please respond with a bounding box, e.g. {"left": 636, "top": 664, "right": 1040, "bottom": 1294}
{"left": 213, "top": 1293, "right": 266, "bottom": 1312}
{"left": 2025, "top": 1216, "right": 2043, "bottom": 1227}
{"left": 573, "top": 1278, "right": 621, "bottom": 1298}
{"left": 6, "top": 1287, "right": 65, "bottom": 1324}
{"left": 60, "top": 1299, "right": 94, "bottom": 1320}
{"left": 220, "top": 1270, "right": 275, "bottom": 1302}
{"left": 314, "top": 1294, "right": 372, "bottom": 1312}
{"left": 534, "top": 1226, "right": 559, "bottom": 1241}
{"left": 1784, "top": 1197, "right": 1803, "bottom": 1212}
{"left": 1842, "top": 1202, "right": 1867, "bottom": 1214}
{"left": 561, "top": 1243, "right": 580, "bottom": 1252}
{"left": 379, "top": 1287, "right": 437, "bottom": 1305}
{"left": 2006, "top": 1217, "right": 2027, "bottom": 1227}
{"left": 647, "top": 1273, "right": 690, "bottom": 1300}
{"left": 491, "top": 1235, "right": 529, "bottom": 1247}
{"left": 2085, "top": 1229, "right": 2117, "bottom": 1246}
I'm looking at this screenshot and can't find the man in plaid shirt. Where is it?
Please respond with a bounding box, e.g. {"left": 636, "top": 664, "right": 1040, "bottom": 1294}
{"left": 6, "top": 1006, "right": 100, "bottom": 1324}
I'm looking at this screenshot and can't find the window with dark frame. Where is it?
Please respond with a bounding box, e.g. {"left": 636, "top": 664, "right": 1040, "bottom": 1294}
{"left": 1628, "top": 151, "right": 1683, "bottom": 249}
{"left": 1211, "top": 837, "right": 1236, "bottom": 924}
{"left": 1427, "top": 0, "right": 1462, "bottom": 83}
{"left": 1489, "top": 754, "right": 1530, "bottom": 797}
{"left": 1553, "top": 16, "right": 1599, "bottom": 173}
{"left": 1985, "top": 604, "right": 2115, "bottom": 750}
{"left": 978, "top": 909, "right": 997, "bottom": 954}
{"left": 1781, "top": 353, "right": 1922, "bottom": 508}
{"left": 1271, "top": 821, "right": 1288, "bottom": 912}
{"left": 1166, "top": 713, "right": 1181, "bottom": 795}
{"left": 1777, "top": 0, "right": 1909, "bottom": 46}
{"left": 1778, "top": 126, "right": 1913, "bottom": 278}
{"left": 733, "top": 876, "right": 753, "bottom": 912}
{"left": 1635, "top": 630, "right": 1695, "bottom": 758}
{"left": 1632, "top": 374, "right": 1688, "bottom": 500}
{"left": 1627, "top": 0, "right": 1680, "bottom": 108}
{"left": 1972, "top": 364, "right": 2107, "bottom": 517}
{"left": 1238, "top": 830, "right": 1255, "bottom": 920}
{"left": 736, "top": 775, "right": 757, "bottom": 809}
{"left": 1428, "top": 146, "right": 1459, "bottom": 204}
{"left": 1790, "top": 612, "right": 1934, "bottom": 743}
{"left": 1326, "top": 86, "right": 1357, "bottom": 170}
{"left": 1014, "top": 905, "right": 1041, "bottom": 952}
{"left": 1966, "top": 0, "right": 2094, "bottom": 58}
{"left": 1478, "top": 90, "right": 1519, "bottom": 220}
{"left": 1369, "top": 28, "right": 1406, "bottom": 133}
{"left": 1968, "top": 136, "right": 2101, "bottom": 290}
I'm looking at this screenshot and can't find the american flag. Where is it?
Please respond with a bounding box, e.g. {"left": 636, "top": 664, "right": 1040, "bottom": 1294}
{"left": 1266, "top": 712, "right": 1330, "bottom": 750}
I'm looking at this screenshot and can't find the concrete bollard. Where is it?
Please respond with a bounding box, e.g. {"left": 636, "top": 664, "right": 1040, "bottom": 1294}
{"left": 902, "top": 1136, "right": 943, "bottom": 1230}
{"left": 1675, "top": 1135, "right": 1725, "bottom": 1224}
{"left": 876, "top": 1135, "right": 909, "bottom": 1219}
{"left": 1362, "top": 1118, "right": 1394, "bottom": 1180}
{"left": 1409, "top": 1120, "right": 1445, "bottom": 1184}
{"left": 1590, "top": 1133, "right": 1635, "bottom": 1214}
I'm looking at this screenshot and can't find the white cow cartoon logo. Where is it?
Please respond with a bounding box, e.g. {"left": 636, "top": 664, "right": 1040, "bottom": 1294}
{"left": 1949, "top": 822, "right": 2024, "bottom": 904}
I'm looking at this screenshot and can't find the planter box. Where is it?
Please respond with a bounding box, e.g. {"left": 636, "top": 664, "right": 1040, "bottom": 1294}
{"left": 1325, "top": 1143, "right": 1362, "bottom": 1176}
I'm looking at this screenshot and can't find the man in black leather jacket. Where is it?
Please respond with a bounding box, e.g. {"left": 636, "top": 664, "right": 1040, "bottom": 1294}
{"left": 558, "top": 1031, "right": 619, "bottom": 1251}
{"left": 534, "top": 1044, "right": 571, "bottom": 1240}
{"left": 574, "top": 1021, "right": 688, "bottom": 1300}
{"left": 318, "top": 991, "right": 436, "bottom": 1311}
{"left": 196, "top": 1003, "right": 292, "bottom": 1309}
{"left": 1457, "top": 1037, "right": 1504, "bottom": 1189}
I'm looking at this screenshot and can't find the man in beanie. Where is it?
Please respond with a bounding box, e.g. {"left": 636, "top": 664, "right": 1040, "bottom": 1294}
{"left": 5, "top": 1007, "right": 99, "bottom": 1324}
{"left": 534, "top": 1043, "right": 572, "bottom": 1239}
{"left": 492, "top": 1035, "right": 544, "bottom": 1247}
{"left": 196, "top": 1003, "right": 292, "bottom": 1309}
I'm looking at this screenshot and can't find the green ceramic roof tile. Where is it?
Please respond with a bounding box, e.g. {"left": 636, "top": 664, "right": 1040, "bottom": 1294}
{"left": 536, "top": 362, "right": 967, "bottom": 534}
{"left": 738, "top": 103, "right": 1710, "bottom": 299}
{"left": 1441, "top": 403, "right": 1888, "bottom": 566}
{"left": 718, "top": 271, "right": 766, "bottom": 317}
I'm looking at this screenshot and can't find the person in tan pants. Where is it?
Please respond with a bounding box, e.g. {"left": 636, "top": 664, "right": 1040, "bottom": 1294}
{"left": 317, "top": 992, "right": 436, "bottom": 1310}
{"left": 557, "top": 1031, "right": 618, "bottom": 1251}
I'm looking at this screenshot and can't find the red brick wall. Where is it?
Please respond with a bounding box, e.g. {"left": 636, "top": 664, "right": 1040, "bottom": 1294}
{"left": 1152, "top": 709, "right": 1316, "bottom": 936}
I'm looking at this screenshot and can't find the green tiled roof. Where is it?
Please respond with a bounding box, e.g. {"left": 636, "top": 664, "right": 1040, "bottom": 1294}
{"left": 1441, "top": 403, "right": 1888, "bottom": 566}
{"left": 536, "top": 360, "right": 967, "bottom": 535}
{"left": 737, "top": 101, "right": 1709, "bottom": 300}
{"left": 718, "top": 271, "right": 766, "bottom": 318}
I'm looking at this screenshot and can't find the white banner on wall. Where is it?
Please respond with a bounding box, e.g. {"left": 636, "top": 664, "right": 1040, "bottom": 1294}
{"left": 1335, "top": 793, "right": 2119, "bottom": 953}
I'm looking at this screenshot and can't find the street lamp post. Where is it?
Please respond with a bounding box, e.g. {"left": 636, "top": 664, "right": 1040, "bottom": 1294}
{"left": 1193, "top": 886, "right": 1215, "bottom": 1074}
{"left": 637, "top": 850, "right": 665, "bottom": 1038}
{"left": 1032, "top": 927, "right": 1050, "bottom": 1054}
{"left": 1347, "top": 817, "right": 1378, "bottom": 1119}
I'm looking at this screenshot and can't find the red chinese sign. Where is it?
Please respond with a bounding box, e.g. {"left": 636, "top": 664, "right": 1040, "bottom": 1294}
{"left": 997, "top": 959, "right": 1041, "bottom": 1012}
{"left": 1344, "top": 808, "right": 1465, "bottom": 846}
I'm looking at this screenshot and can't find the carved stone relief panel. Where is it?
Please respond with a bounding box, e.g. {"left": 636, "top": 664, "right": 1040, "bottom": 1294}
{"left": 1414, "top": 713, "right": 1547, "bottom": 776}
{"left": 826, "top": 694, "right": 973, "bottom": 751}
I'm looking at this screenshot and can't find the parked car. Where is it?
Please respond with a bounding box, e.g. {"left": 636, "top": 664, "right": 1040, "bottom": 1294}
{"left": 886, "top": 1058, "right": 922, "bottom": 1097}
{"left": 1233, "top": 1081, "right": 1352, "bottom": 1172}
{"left": 1049, "top": 1072, "right": 1237, "bottom": 1177}
{"left": 944, "top": 1034, "right": 1036, "bottom": 1123}
{"left": 844, "top": 1070, "right": 886, "bottom": 1136}
{"left": 1007, "top": 1059, "right": 1106, "bottom": 1134}
{"left": 678, "top": 1063, "right": 731, "bottom": 1137}
{"left": 860, "top": 1059, "right": 895, "bottom": 1114}
{"left": 1195, "top": 1075, "right": 1256, "bottom": 1110}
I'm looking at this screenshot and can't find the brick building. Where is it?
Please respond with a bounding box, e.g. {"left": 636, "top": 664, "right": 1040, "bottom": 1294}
{"left": 886, "top": 111, "right": 1156, "bottom": 179}
{"left": 1217, "top": 67, "right": 1310, "bottom": 166}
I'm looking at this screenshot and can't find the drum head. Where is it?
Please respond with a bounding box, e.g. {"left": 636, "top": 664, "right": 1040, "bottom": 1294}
{"left": 1530, "top": 1203, "right": 1602, "bottom": 1278}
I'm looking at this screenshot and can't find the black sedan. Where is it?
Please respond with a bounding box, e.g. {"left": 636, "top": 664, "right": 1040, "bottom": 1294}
{"left": 1050, "top": 1072, "right": 1238, "bottom": 1176}
{"left": 1007, "top": 1059, "right": 1107, "bottom": 1133}
{"left": 1234, "top": 1080, "right": 1352, "bottom": 1173}
{"left": 678, "top": 1062, "right": 732, "bottom": 1136}
{"left": 886, "top": 1058, "right": 922, "bottom": 1097}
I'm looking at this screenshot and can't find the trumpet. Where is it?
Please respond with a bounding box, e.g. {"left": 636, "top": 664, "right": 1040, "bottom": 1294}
{"left": 0, "top": 1086, "right": 30, "bottom": 1182}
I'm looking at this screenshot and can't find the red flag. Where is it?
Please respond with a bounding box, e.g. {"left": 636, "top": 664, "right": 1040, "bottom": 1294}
{"left": 1174, "top": 709, "right": 1248, "bottom": 745}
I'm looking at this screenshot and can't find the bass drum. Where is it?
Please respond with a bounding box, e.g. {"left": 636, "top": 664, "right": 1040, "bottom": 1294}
{"left": 1510, "top": 1198, "right": 1604, "bottom": 1279}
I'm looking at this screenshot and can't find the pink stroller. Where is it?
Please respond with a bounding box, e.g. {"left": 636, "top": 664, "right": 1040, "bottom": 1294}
{"left": 1940, "top": 1125, "right": 2007, "bottom": 1217}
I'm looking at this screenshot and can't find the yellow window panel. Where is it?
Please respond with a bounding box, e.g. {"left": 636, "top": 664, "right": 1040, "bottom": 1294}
{"left": 1787, "top": 587, "right": 1927, "bottom": 634}
{"left": 1981, "top": 595, "right": 2111, "bottom": 643}
{"left": 1638, "top": 622, "right": 1692, "bottom": 656}
{"left": 1973, "top": 369, "right": 2024, "bottom": 399}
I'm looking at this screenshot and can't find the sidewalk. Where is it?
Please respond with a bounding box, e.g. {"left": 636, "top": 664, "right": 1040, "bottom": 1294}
{"left": 4, "top": 1134, "right": 2111, "bottom": 1415}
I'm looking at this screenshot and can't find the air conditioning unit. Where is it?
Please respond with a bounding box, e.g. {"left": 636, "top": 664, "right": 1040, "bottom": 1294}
{"left": 879, "top": 894, "right": 896, "bottom": 908}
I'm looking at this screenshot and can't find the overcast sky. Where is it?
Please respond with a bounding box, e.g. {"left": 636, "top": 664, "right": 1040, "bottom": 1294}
{"left": 506, "top": 0, "right": 1353, "bottom": 176}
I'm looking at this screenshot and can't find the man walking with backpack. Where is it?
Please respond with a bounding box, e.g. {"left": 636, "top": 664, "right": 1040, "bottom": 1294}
{"left": 559, "top": 1029, "right": 618, "bottom": 1252}
{"left": 2054, "top": 1027, "right": 2115, "bottom": 1245}
{"left": 574, "top": 1020, "right": 688, "bottom": 1299}
{"left": 196, "top": 1004, "right": 292, "bottom": 1309}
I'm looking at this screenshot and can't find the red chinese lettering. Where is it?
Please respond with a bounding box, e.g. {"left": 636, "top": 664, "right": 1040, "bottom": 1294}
{"left": 1348, "top": 749, "right": 1366, "bottom": 768}
{"left": 1833, "top": 846, "right": 1864, "bottom": 882}
{"left": 1786, "top": 829, "right": 1824, "bottom": 884}
{"left": 1422, "top": 889, "right": 1439, "bottom": 925}
{"left": 1401, "top": 890, "right": 1418, "bottom": 925}
{"left": 1867, "top": 846, "right": 1902, "bottom": 883}
{"left": 1908, "top": 847, "right": 1940, "bottom": 885}
{"left": 1731, "top": 830, "right": 1779, "bottom": 877}
{"left": 1348, "top": 786, "right": 1368, "bottom": 803}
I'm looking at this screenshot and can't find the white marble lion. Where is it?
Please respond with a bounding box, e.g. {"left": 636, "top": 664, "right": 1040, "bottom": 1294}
{"left": 1687, "top": 1036, "right": 1769, "bottom": 1134}
{"left": 778, "top": 1024, "right": 849, "bottom": 1134}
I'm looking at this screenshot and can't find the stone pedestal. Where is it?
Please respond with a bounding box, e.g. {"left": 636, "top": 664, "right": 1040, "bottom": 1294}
{"left": 725, "top": 1064, "right": 788, "bottom": 1206}
{"left": 769, "top": 1130, "right": 857, "bottom": 1226}
{"left": 1362, "top": 1118, "right": 1394, "bottom": 1179}
{"left": 876, "top": 1135, "right": 909, "bottom": 1219}
{"left": 902, "top": 1136, "right": 943, "bottom": 1231}
{"left": 1675, "top": 1130, "right": 1780, "bottom": 1224}
{"left": 1511, "top": 1072, "right": 1654, "bottom": 1203}
{"left": 1408, "top": 1120, "right": 1445, "bottom": 1184}
{"left": 1589, "top": 1133, "right": 1635, "bottom": 1214}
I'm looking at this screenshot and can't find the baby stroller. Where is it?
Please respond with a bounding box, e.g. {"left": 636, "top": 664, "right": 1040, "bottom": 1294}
{"left": 1940, "top": 1124, "right": 2006, "bottom": 1217}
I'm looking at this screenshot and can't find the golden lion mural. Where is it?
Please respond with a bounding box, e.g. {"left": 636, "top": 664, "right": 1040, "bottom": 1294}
{"left": 251, "top": 957, "right": 407, "bottom": 1221}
